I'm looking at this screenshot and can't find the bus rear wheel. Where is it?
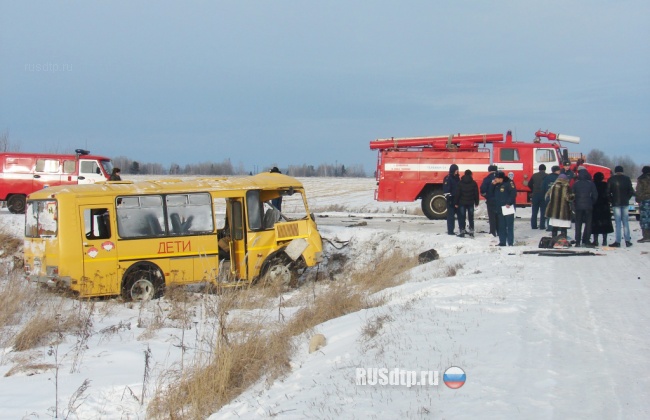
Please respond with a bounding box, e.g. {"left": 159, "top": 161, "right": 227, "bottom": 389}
{"left": 122, "top": 266, "right": 164, "bottom": 301}
{"left": 421, "top": 189, "right": 447, "bottom": 220}
{"left": 7, "top": 195, "right": 26, "bottom": 214}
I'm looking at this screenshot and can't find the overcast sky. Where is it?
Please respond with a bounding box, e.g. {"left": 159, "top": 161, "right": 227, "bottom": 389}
{"left": 1, "top": 1, "right": 648, "bottom": 173}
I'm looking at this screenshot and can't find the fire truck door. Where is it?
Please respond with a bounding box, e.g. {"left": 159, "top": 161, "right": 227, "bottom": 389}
{"left": 78, "top": 159, "right": 108, "bottom": 184}
{"left": 533, "top": 148, "right": 558, "bottom": 174}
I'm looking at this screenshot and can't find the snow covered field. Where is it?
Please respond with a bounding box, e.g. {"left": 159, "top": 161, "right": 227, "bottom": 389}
{"left": 1, "top": 176, "right": 649, "bottom": 419}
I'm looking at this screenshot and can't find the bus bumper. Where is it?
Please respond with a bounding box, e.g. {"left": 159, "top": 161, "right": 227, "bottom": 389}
{"left": 26, "top": 274, "right": 70, "bottom": 289}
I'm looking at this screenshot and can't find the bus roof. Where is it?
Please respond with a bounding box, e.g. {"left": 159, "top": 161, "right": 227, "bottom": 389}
{"left": 27, "top": 173, "right": 305, "bottom": 200}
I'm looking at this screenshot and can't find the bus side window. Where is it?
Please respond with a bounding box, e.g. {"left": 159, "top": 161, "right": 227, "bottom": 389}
{"left": 85, "top": 208, "right": 111, "bottom": 239}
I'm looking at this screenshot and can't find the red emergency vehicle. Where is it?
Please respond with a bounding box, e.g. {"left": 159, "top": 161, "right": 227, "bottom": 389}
{"left": 371, "top": 130, "right": 610, "bottom": 219}
{"left": 0, "top": 149, "right": 113, "bottom": 214}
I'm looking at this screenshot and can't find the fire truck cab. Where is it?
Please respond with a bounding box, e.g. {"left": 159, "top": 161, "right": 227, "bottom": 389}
{"left": 371, "top": 130, "right": 610, "bottom": 220}
{"left": 0, "top": 149, "right": 113, "bottom": 214}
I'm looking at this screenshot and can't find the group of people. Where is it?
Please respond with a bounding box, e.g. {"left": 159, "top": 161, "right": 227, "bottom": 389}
{"left": 533, "top": 163, "right": 649, "bottom": 247}
{"left": 443, "top": 161, "right": 650, "bottom": 248}
{"left": 443, "top": 164, "right": 516, "bottom": 246}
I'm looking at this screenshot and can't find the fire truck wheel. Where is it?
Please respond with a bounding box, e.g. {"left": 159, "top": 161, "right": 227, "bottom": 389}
{"left": 122, "top": 265, "right": 165, "bottom": 301}
{"left": 421, "top": 189, "right": 447, "bottom": 220}
{"left": 7, "top": 195, "right": 26, "bottom": 214}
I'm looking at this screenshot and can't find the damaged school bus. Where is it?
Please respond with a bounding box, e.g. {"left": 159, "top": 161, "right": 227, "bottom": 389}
{"left": 23, "top": 173, "right": 323, "bottom": 300}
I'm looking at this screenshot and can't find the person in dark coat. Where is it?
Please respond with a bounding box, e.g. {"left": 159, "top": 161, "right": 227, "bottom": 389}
{"left": 528, "top": 164, "right": 548, "bottom": 229}
{"left": 443, "top": 164, "right": 461, "bottom": 235}
{"left": 636, "top": 166, "right": 650, "bottom": 243}
{"left": 572, "top": 168, "right": 598, "bottom": 247}
{"left": 454, "top": 169, "right": 480, "bottom": 237}
{"left": 607, "top": 165, "right": 635, "bottom": 247}
{"left": 494, "top": 171, "right": 516, "bottom": 246}
{"left": 545, "top": 173, "right": 573, "bottom": 239}
{"left": 591, "top": 172, "right": 613, "bottom": 246}
{"left": 541, "top": 165, "right": 561, "bottom": 232}
{"left": 109, "top": 168, "right": 122, "bottom": 181}
{"left": 480, "top": 164, "right": 499, "bottom": 236}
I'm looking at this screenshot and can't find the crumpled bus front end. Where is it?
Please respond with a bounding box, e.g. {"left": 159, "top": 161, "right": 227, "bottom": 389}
{"left": 269, "top": 190, "right": 323, "bottom": 269}
{"left": 296, "top": 216, "right": 323, "bottom": 268}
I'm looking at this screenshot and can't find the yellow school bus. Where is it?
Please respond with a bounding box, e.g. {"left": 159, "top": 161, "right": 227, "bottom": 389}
{"left": 23, "top": 173, "right": 323, "bottom": 300}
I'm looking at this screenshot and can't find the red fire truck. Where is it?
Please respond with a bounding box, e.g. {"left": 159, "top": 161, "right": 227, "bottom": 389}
{"left": 0, "top": 149, "right": 113, "bottom": 214}
{"left": 371, "top": 130, "right": 610, "bottom": 219}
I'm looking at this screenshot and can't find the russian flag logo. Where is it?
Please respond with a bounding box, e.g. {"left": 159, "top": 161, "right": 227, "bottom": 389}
{"left": 443, "top": 366, "right": 466, "bottom": 389}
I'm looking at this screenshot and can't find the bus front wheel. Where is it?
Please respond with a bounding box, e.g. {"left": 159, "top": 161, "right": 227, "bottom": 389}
{"left": 260, "top": 256, "right": 296, "bottom": 289}
{"left": 122, "top": 266, "right": 164, "bottom": 301}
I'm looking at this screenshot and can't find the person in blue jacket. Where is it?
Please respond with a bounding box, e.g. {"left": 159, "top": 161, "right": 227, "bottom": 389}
{"left": 494, "top": 171, "right": 517, "bottom": 246}
{"left": 443, "top": 164, "right": 461, "bottom": 235}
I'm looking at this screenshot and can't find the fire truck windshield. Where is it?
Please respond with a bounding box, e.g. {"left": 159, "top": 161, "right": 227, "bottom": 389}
{"left": 559, "top": 148, "right": 570, "bottom": 165}
{"left": 101, "top": 160, "right": 114, "bottom": 176}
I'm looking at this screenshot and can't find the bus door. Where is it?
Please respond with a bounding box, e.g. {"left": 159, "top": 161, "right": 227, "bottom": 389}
{"left": 228, "top": 199, "right": 247, "bottom": 280}
{"left": 80, "top": 205, "right": 120, "bottom": 296}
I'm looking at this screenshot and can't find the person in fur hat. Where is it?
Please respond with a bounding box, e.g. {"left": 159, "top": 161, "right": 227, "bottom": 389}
{"left": 636, "top": 166, "right": 650, "bottom": 243}
{"left": 545, "top": 173, "right": 574, "bottom": 239}
{"left": 541, "top": 165, "right": 561, "bottom": 232}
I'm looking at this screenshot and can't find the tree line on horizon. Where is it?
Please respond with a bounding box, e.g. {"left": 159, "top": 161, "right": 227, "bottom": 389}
{"left": 110, "top": 156, "right": 369, "bottom": 178}
{"left": 112, "top": 149, "right": 645, "bottom": 179}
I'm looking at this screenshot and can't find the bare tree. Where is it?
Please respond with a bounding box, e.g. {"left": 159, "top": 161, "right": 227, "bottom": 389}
{"left": 611, "top": 155, "right": 639, "bottom": 176}
{"left": 0, "top": 129, "right": 20, "bottom": 152}
{"left": 587, "top": 149, "right": 612, "bottom": 168}
{"left": 588, "top": 149, "right": 641, "bottom": 176}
